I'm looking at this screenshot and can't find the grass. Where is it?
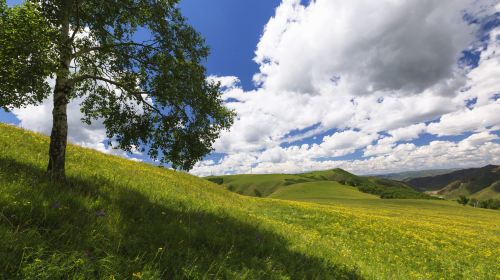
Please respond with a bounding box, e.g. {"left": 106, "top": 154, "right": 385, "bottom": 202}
{"left": 1, "top": 123, "right": 499, "bottom": 279}
{"left": 208, "top": 169, "right": 433, "bottom": 199}
{"left": 439, "top": 181, "right": 500, "bottom": 200}
{"left": 269, "top": 181, "right": 379, "bottom": 201}
{"left": 473, "top": 182, "right": 500, "bottom": 200}
{"left": 207, "top": 173, "right": 314, "bottom": 197}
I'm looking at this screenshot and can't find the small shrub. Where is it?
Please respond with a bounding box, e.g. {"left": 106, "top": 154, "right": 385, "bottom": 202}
{"left": 207, "top": 177, "right": 224, "bottom": 185}
{"left": 469, "top": 198, "right": 479, "bottom": 207}
{"left": 457, "top": 195, "right": 470, "bottom": 206}
{"left": 479, "top": 199, "right": 500, "bottom": 210}
{"left": 254, "top": 189, "right": 263, "bottom": 197}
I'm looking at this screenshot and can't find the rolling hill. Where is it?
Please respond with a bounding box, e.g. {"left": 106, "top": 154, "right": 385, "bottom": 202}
{"left": 406, "top": 165, "right": 500, "bottom": 199}
{"left": 1, "top": 123, "right": 499, "bottom": 279}
{"left": 268, "top": 181, "right": 380, "bottom": 202}
{"left": 207, "top": 168, "right": 433, "bottom": 199}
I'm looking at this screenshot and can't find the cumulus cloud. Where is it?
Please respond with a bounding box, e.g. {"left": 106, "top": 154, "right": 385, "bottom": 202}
{"left": 7, "top": 0, "right": 499, "bottom": 174}
{"left": 11, "top": 81, "right": 108, "bottom": 152}
{"left": 427, "top": 26, "right": 500, "bottom": 136}
{"left": 192, "top": 0, "right": 500, "bottom": 176}
{"left": 193, "top": 131, "right": 500, "bottom": 176}
{"left": 255, "top": 0, "right": 476, "bottom": 96}
{"left": 12, "top": 91, "right": 141, "bottom": 159}
{"left": 316, "top": 130, "right": 378, "bottom": 158}
{"left": 427, "top": 102, "right": 500, "bottom": 136}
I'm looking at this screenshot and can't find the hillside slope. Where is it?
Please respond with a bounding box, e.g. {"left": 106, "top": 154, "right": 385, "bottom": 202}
{"left": 208, "top": 168, "right": 432, "bottom": 199}
{"left": 269, "top": 181, "right": 380, "bottom": 202}
{"left": 472, "top": 181, "right": 500, "bottom": 200}
{"left": 406, "top": 165, "right": 500, "bottom": 199}
{"left": 1, "top": 123, "right": 499, "bottom": 279}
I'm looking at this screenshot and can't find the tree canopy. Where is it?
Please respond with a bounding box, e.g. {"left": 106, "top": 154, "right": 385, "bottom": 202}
{"left": 0, "top": 0, "right": 234, "bottom": 172}
{"left": 0, "top": 1, "right": 57, "bottom": 108}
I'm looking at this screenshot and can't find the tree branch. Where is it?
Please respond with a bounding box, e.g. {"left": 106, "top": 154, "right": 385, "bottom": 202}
{"left": 72, "top": 41, "right": 159, "bottom": 58}
{"left": 69, "top": 0, "right": 80, "bottom": 43}
{"left": 70, "top": 74, "right": 166, "bottom": 117}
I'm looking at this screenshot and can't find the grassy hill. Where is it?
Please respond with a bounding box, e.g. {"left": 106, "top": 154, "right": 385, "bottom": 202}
{"left": 207, "top": 169, "right": 433, "bottom": 199}
{"left": 206, "top": 173, "right": 310, "bottom": 197}
{"left": 473, "top": 181, "right": 500, "bottom": 200}
{"left": 1, "top": 123, "right": 500, "bottom": 279}
{"left": 406, "top": 165, "right": 500, "bottom": 199}
{"left": 269, "top": 181, "right": 380, "bottom": 202}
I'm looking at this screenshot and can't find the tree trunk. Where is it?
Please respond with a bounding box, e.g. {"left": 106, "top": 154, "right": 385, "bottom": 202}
{"left": 47, "top": 78, "right": 70, "bottom": 180}
{"left": 47, "top": 2, "right": 72, "bottom": 180}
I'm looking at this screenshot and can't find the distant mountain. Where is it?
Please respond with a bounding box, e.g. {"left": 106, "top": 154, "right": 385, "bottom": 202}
{"left": 375, "top": 168, "right": 462, "bottom": 181}
{"left": 206, "top": 168, "right": 433, "bottom": 199}
{"left": 406, "top": 165, "right": 500, "bottom": 199}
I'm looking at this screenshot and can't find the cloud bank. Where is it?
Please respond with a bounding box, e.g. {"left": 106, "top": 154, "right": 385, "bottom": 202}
{"left": 9, "top": 0, "right": 500, "bottom": 175}
{"left": 192, "top": 0, "right": 500, "bottom": 176}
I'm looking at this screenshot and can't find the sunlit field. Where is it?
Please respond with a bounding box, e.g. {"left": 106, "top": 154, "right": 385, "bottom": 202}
{"left": 1, "top": 123, "right": 499, "bottom": 279}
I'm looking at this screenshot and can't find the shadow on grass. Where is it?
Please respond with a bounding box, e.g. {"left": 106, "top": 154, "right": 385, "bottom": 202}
{"left": 0, "top": 156, "right": 362, "bottom": 279}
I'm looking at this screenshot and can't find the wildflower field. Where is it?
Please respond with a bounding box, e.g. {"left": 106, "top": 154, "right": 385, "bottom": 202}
{"left": 0, "top": 123, "right": 499, "bottom": 279}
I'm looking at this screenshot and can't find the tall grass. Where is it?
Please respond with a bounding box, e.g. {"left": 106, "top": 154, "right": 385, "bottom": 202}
{"left": 1, "top": 123, "right": 499, "bottom": 279}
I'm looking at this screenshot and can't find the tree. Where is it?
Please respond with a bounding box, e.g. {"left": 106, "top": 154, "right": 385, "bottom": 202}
{"left": 457, "top": 195, "right": 469, "bottom": 206}
{"left": 0, "top": 0, "right": 234, "bottom": 180}
{"left": 468, "top": 198, "right": 479, "bottom": 208}
{"left": 479, "top": 199, "right": 500, "bottom": 210}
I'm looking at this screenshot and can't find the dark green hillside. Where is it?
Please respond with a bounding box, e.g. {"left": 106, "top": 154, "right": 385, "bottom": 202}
{"left": 473, "top": 181, "right": 500, "bottom": 200}
{"left": 361, "top": 177, "right": 432, "bottom": 199}
{"left": 406, "top": 165, "right": 500, "bottom": 199}
{"left": 207, "top": 168, "right": 432, "bottom": 199}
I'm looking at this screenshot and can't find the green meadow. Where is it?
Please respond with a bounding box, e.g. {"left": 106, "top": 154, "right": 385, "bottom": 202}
{"left": 1, "top": 123, "right": 499, "bottom": 279}
{"left": 269, "top": 181, "right": 379, "bottom": 201}
{"left": 207, "top": 169, "right": 433, "bottom": 199}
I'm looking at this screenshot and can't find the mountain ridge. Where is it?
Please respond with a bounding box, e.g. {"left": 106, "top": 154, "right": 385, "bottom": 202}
{"left": 373, "top": 168, "right": 463, "bottom": 181}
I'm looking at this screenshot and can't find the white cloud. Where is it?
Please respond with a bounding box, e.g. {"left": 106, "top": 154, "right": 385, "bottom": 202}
{"left": 464, "top": 28, "right": 500, "bottom": 105}
{"left": 258, "top": 146, "right": 288, "bottom": 163}
{"left": 389, "top": 123, "right": 427, "bottom": 142}
{"left": 350, "top": 137, "right": 500, "bottom": 175}
{"left": 255, "top": 0, "right": 474, "bottom": 95}
{"left": 7, "top": 0, "right": 499, "bottom": 174}
{"left": 192, "top": 0, "right": 500, "bottom": 176}
{"left": 13, "top": 93, "right": 108, "bottom": 152}
{"left": 459, "top": 131, "right": 499, "bottom": 148}
{"left": 363, "top": 123, "right": 427, "bottom": 157}
{"left": 207, "top": 75, "right": 240, "bottom": 89}
{"left": 427, "top": 101, "right": 500, "bottom": 136}
{"left": 315, "top": 130, "right": 378, "bottom": 158}
{"left": 12, "top": 92, "right": 142, "bottom": 159}
{"left": 193, "top": 131, "right": 500, "bottom": 176}
{"left": 424, "top": 27, "right": 500, "bottom": 136}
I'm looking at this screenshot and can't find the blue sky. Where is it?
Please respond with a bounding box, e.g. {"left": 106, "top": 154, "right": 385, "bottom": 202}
{"left": 2, "top": 0, "right": 280, "bottom": 158}
{"left": 179, "top": 0, "right": 281, "bottom": 90}
{"left": 3, "top": 0, "right": 500, "bottom": 175}
{"left": 180, "top": 0, "right": 497, "bottom": 170}
{"left": 5, "top": 0, "right": 279, "bottom": 90}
